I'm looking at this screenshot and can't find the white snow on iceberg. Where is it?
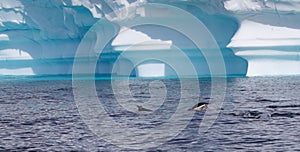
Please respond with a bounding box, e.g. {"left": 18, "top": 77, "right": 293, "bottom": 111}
{"left": 228, "top": 20, "right": 300, "bottom": 76}
{"left": 112, "top": 27, "right": 172, "bottom": 51}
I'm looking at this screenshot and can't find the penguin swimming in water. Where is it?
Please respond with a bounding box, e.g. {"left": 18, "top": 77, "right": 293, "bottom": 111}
{"left": 189, "top": 102, "right": 208, "bottom": 111}
{"left": 137, "top": 105, "right": 152, "bottom": 112}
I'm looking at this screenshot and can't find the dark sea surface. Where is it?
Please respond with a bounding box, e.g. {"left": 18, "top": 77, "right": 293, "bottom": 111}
{"left": 0, "top": 77, "right": 300, "bottom": 151}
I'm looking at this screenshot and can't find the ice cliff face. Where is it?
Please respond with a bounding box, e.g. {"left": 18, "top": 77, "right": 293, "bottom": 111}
{"left": 225, "top": 0, "right": 300, "bottom": 76}
{"left": 0, "top": 0, "right": 299, "bottom": 76}
{"left": 0, "top": 0, "right": 101, "bottom": 75}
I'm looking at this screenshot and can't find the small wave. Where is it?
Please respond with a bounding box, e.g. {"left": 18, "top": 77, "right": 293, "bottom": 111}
{"left": 270, "top": 112, "right": 300, "bottom": 118}
{"left": 54, "top": 88, "right": 72, "bottom": 92}
{"left": 0, "top": 100, "right": 19, "bottom": 104}
{"left": 258, "top": 99, "right": 275, "bottom": 102}
{"left": 254, "top": 98, "right": 282, "bottom": 102}
{"left": 228, "top": 109, "right": 300, "bottom": 119}
{"left": 228, "top": 110, "right": 271, "bottom": 120}
{"left": 267, "top": 104, "right": 300, "bottom": 109}
{"left": 232, "top": 138, "right": 280, "bottom": 145}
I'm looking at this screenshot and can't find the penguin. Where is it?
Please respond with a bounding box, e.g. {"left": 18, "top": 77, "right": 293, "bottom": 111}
{"left": 189, "top": 102, "right": 208, "bottom": 111}
{"left": 137, "top": 105, "right": 152, "bottom": 112}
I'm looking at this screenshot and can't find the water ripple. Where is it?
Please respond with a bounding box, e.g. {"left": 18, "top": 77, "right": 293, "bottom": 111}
{"left": 0, "top": 77, "right": 300, "bottom": 151}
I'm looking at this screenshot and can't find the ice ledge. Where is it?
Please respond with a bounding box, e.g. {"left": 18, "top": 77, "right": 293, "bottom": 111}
{"left": 224, "top": 0, "right": 300, "bottom": 13}
{"left": 228, "top": 20, "right": 300, "bottom": 48}
{"left": 228, "top": 20, "right": 300, "bottom": 76}
{"left": 112, "top": 27, "right": 172, "bottom": 51}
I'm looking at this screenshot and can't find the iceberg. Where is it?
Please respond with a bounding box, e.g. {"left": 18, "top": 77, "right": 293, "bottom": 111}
{"left": 0, "top": 0, "right": 299, "bottom": 77}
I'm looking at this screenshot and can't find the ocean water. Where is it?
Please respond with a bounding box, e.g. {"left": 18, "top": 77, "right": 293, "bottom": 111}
{"left": 0, "top": 77, "right": 300, "bottom": 151}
